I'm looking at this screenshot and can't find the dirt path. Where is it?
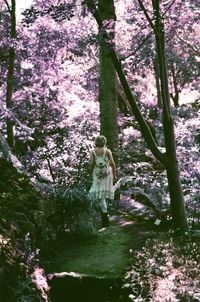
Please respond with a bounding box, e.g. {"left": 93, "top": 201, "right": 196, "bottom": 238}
{"left": 44, "top": 200, "right": 157, "bottom": 302}
{"left": 45, "top": 214, "right": 154, "bottom": 279}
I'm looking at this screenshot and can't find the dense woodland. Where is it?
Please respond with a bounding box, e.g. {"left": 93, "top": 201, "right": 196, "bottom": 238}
{"left": 0, "top": 0, "right": 199, "bottom": 301}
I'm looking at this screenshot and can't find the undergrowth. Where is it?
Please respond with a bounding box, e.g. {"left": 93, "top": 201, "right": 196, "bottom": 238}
{"left": 120, "top": 233, "right": 200, "bottom": 302}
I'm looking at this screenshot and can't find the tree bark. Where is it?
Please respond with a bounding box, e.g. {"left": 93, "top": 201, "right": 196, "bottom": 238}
{"left": 153, "top": 56, "right": 162, "bottom": 108}
{"left": 5, "top": 0, "right": 16, "bottom": 149}
{"left": 163, "top": 118, "right": 188, "bottom": 228}
{"left": 152, "top": 0, "right": 188, "bottom": 230}
{"left": 98, "top": 0, "right": 118, "bottom": 156}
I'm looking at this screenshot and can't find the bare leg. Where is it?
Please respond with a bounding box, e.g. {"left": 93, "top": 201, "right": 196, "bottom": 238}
{"left": 99, "top": 198, "right": 109, "bottom": 227}
{"left": 99, "top": 198, "right": 107, "bottom": 213}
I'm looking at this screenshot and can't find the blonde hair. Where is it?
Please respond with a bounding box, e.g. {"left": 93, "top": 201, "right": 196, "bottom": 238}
{"left": 95, "top": 135, "right": 107, "bottom": 147}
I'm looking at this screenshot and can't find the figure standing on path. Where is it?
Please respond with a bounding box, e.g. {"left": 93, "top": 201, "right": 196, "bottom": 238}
{"left": 89, "top": 135, "right": 117, "bottom": 227}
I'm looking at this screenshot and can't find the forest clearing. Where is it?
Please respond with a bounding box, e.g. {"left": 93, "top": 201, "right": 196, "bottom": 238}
{"left": 0, "top": 0, "right": 199, "bottom": 301}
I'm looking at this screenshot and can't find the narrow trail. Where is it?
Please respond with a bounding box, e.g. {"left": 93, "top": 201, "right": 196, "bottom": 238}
{"left": 46, "top": 215, "right": 153, "bottom": 278}
{"left": 44, "top": 199, "right": 156, "bottom": 301}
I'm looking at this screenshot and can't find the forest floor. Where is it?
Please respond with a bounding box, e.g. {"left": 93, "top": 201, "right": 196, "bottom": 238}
{"left": 43, "top": 197, "right": 156, "bottom": 301}
{"left": 43, "top": 196, "right": 155, "bottom": 279}
{"left": 42, "top": 194, "right": 200, "bottom": 302}
{"left": 44, "top": 214, "right": 153, "bottom": 279}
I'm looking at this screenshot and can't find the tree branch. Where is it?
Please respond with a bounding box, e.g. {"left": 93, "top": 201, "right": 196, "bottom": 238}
{"left": 121, "top": 0, "right": 177, "bottom": 61}
{"left": 0, "top": 131, "right": 25, "bottom": 173}
{"left": 163, "top": 0, "right": 176, "bottom": 16}
{"left": 0, "top": 103, "right": 33, "bottom": 135}
{"left": 137, "top": 0, "right": 155, "bottom": 31}
{"left": 175, "top": 33, "right": 200, "bottom": 56}
{"left": 120, "top": 33, "right": 152, "bottom": 61}
{"left": 3, "top": 0, "right": 12, "bottom": 14}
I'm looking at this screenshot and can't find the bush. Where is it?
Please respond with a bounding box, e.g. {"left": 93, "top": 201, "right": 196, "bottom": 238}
{"left": 121, "top": 234, "right": 200, "bottom": 302}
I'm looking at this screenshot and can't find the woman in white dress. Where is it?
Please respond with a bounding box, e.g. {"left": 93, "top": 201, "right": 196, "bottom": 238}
{"left": 89, "top": 135, "right": 117, "bottom": 227}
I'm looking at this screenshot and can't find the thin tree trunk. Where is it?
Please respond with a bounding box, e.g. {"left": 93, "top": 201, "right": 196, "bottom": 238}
{"left": 98, "top": 0, "right": 118, "bottom": 156}
{"left": 153, "top": 56, "right": 162, "bottom": 108}
{"left": 5, "top": 0, "right": 16, "bottom": 148}
{"left": 6, "top": 47, "right": 15, "bottom": 148}
{"left": 46, "top": 157, "right": 56, "bottom": 183}
{"left": 152, "top": 0, "right": 188, "bottom": 230}
{"left": 164, "top": 118, "right": 188, "bottom": 227}
{"left": 117, "top": 91, "right": 130, "bottom": 115}
{"left": 116, "top": 80, "right": 133, "bottom": 114}
{"left": 171, "top": 61, "right": 179, "bottom": 107}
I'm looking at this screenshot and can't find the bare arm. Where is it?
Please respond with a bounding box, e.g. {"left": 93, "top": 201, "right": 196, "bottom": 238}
{"left": 89, "top": 150, "right": 95, "bottom": 178}
{"left": 107, "top": 149, "right": 117, "bottom": 180}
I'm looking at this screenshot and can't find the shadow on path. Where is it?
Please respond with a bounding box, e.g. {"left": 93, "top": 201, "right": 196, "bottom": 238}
{"left": 45, "top": 213, "right": 155, "bottom": 301}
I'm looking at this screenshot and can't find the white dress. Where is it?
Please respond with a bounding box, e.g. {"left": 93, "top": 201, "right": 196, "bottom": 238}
{"left": 89, "top": 149, "right": 114, "bottom": 201}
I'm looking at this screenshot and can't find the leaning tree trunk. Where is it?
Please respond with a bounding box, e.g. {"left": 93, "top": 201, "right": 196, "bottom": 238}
{"left": 98, "top": 0, "right": 118, "bottom": 156}
{"left": 5, "top": 0, "right": 16, "bottom": 149}
{"left": 152, "top": 0, "right": 187, "bottom": 230}
{"left": 86, "top": 0, "right": 188, "bottom": 231}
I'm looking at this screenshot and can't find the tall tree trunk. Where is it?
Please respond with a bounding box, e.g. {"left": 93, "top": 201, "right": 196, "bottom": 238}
{"left": 98, "top": 0, "right": 118, "bottom": 156}
{"left": 5, "top": 0, "right": 16, "bottom": 148}
{"left": 152, "top": 0, "right": 187, "bottom": 230}
{"left": 153, "top": 56, "right": 162, "bottom": 108}
{"left": 86, "top": 0, "right": 188, "bottom": 231}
